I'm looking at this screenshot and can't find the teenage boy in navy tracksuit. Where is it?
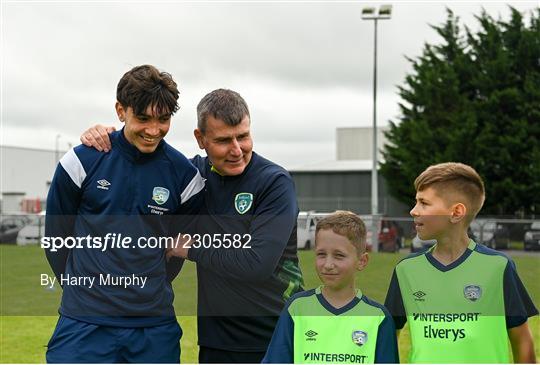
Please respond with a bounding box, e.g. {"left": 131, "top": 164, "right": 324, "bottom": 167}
{"left": 44, "top": 65, "right": 204, "bottom": 363}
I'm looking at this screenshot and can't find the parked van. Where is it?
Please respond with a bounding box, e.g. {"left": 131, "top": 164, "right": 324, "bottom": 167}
{"left": 17, "top": 215, "right": 45, "bottom": 246}
{"left": 297, "top": 211, "right": 320, "bottom": 250}
{"left": 297, "top": 212, "right": 395, "bottom": 252}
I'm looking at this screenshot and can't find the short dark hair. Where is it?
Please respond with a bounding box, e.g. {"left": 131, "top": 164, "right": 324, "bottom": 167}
{"left": 116, "top": 65, "right": 179, "bottom": 116}
{"left": 197, "top": 89, "right": 250, "bottom": 133}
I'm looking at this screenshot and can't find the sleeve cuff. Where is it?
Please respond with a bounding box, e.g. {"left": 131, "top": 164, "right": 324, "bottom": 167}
{"left": 506, "top": 315, "right": 528, "bottom": 329}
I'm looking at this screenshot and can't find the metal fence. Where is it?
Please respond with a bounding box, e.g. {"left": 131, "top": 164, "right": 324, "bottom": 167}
{"left": 378, "top": 216, "right": 540, "bottom": 252}
{"left": 297, "top": 212, "right": 540, "bottom": 253}
{"left": 1, "top": 212, "right": 539, "bottom": 252}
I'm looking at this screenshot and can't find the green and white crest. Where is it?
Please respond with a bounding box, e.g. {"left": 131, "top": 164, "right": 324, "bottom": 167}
{"left": 352, "top": 330, "right": 368, "bottom": 347}
{"left": 152, "top": 187, "right": 170, "bottom": 205}
{"left": 234, "top": 192, "right": 253, "bottom": 214}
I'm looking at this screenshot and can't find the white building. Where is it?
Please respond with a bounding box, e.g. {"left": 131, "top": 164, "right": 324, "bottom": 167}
{"left": 1, "top": 145, "right": 65, "bottom": 212}
{"left": 288, "top": 126, "right": 408, "bottom": 216}
{"left": 335, "top": 126, "right": 389, "bottom": 161}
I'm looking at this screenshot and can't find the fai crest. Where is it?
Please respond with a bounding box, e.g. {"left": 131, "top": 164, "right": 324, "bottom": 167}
{"left": 464, "top": 285, "right": 482, "bottom": 302}
{"left": 352, "top": 330, "right": 368, "bottom": 347}
{"left": 152, "top": 187, "right": 170, "bottom": 205}
{"left": 234, "top": 192, "right": 253, "bottom": 214}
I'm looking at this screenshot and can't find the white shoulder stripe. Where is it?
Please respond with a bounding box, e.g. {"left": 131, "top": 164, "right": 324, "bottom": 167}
{"left": 59, "top": 148, "right": 86, "bottom": 188}
{"left": 181, "top": 170, "right": 205, "bottom": 204}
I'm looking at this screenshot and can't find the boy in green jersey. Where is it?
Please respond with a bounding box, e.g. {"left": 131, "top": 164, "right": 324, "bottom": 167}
{"left": 263, "top": 211, "right": 399, "bottom": 364}
{"left": 385, "top": 162, "right": 538, "bottom": 363}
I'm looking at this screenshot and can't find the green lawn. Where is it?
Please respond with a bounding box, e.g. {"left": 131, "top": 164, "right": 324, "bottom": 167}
{"left": 1, "top": 246, "right": 538, "bottom": 363}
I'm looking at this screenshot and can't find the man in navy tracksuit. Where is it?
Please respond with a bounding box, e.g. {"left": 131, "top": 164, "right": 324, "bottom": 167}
{"left": 82, "top": 89, "right": 304, "bottom": 363}
{"left": 44, "top": 65, "right": 204, "bottom": 363}
{"left": 170, "top": 89, "right": 304, "bottom": 363}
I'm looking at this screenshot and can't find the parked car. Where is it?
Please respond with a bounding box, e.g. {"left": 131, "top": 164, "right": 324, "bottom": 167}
{"left": 297, "top": 212, "right": 399, "bottom": 253}
{"left": 470, "top": 220, "right": 510, "bottom": 250}
{"left": 410, "top": 235, "right": 437, "bottom": 253}
{"left": 16, "top": 216, "right": 45, "bottom": 246}
{"left": 378, "top": 220, "right": 402, "bottom": 253}
{"left": 524, "top": 221, "right": 540, "bottom": 251}
{"left": 0, "top": 216, "right": 30, "bottom": 244}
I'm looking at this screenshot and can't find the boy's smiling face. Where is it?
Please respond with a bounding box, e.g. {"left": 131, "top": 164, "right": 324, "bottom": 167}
{"left": 116, "top": 103, "right": 171, "bottom": 153}
{"left": 315, "top": 229, "right": 367, "bottom": 291}
{"left": 410, "top": 186, "right": 454, "bottom": 240}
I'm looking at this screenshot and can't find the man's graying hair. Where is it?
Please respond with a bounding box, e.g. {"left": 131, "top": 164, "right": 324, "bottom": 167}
{"left": 197, "top": 89, "right": 250, "bottom": 134}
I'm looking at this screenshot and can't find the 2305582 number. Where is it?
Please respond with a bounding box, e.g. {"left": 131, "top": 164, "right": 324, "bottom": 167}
{"left": 180, "top": 233, "right": 252, "bottom": 249}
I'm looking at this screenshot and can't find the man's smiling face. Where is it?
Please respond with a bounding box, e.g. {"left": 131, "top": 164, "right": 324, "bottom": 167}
{"left": 195, "top": 115, "right": 253, "bottom": 176}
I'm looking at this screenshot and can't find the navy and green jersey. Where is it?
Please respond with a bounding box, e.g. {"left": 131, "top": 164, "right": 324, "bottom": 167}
{"left": 188, "top": 152, "right": 304, "bottom": 352}
{"left": 45, "top": 129, "right": 205, "bottom": 327}
{"left": 384, "top": 240, "right": 538, "bottom": 363}
{"left": 262, "top": 287, "right": 399, "bottom": 364}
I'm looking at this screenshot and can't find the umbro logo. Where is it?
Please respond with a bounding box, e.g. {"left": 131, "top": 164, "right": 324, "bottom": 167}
{"left": 305, "top": 330, "right": 318, "bottom": 341}
{"left": 413, "top": 291, "right": 426, "bottom": 301}
{"left": 97, "top": 179, "right": 111, "bottom": 190}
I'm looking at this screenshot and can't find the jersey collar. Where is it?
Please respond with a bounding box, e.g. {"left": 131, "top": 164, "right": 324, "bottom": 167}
{"left": 425, "top": 239, "right": 476, "bottom": 272}
{"left": 315, "top": 285, "right": 362, "bottom": 315}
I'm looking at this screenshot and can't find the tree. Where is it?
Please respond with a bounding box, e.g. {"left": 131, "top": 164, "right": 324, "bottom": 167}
{"left": 380, "top": 7, "right": 540, "bottom": 216}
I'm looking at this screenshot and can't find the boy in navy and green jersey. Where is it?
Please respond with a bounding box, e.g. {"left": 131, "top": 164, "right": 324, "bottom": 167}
{"left": 263, "top": 211, "right": 399, "bottom": 364}
{"left": 385, "top": 162, "right": 538, "bottom": 363}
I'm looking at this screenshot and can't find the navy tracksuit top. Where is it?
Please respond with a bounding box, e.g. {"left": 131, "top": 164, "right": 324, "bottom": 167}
{"left": 188, "top": 152, "right": 304, "bottom": 351}
{"left": 45, "top": 129, "right": 204, "bottom": 327}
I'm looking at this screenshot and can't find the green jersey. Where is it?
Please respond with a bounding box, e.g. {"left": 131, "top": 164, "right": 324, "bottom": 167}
{"left": 263, "top": 286, "right": 399, "bottom": 364}
{"left": 385, "top": 240, "right": 538, "bottom": 363}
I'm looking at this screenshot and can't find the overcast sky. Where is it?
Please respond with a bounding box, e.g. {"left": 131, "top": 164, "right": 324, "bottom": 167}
{"left": 2, "top": 0, "right": 538, "bottom": 168}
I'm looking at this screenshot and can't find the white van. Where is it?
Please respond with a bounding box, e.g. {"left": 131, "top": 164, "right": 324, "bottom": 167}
{"left": 297, "top": 211, "right": 377, "bottom": 251}
{"left": 16, "top": 215, "right": 45, "bottom": 246}
{"left": 297, "top": 211, "right": 319, "bottom": 250}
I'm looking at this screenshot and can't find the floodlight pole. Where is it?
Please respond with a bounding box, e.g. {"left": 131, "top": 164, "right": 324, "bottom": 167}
{"left": 362, "top": 5, "right": 391, "bottom": 252}
{"left": 371, "top": 17, "right": 378, "bottom": 239}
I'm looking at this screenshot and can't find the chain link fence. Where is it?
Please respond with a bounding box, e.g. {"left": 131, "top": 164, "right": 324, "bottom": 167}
{"left": 297, "top": 212, "right": 540, "bottom": 253}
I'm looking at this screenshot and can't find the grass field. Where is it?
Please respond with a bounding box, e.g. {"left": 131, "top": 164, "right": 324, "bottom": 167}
{"left": 1, "top": 245, "right": 538, "bottom": 363}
